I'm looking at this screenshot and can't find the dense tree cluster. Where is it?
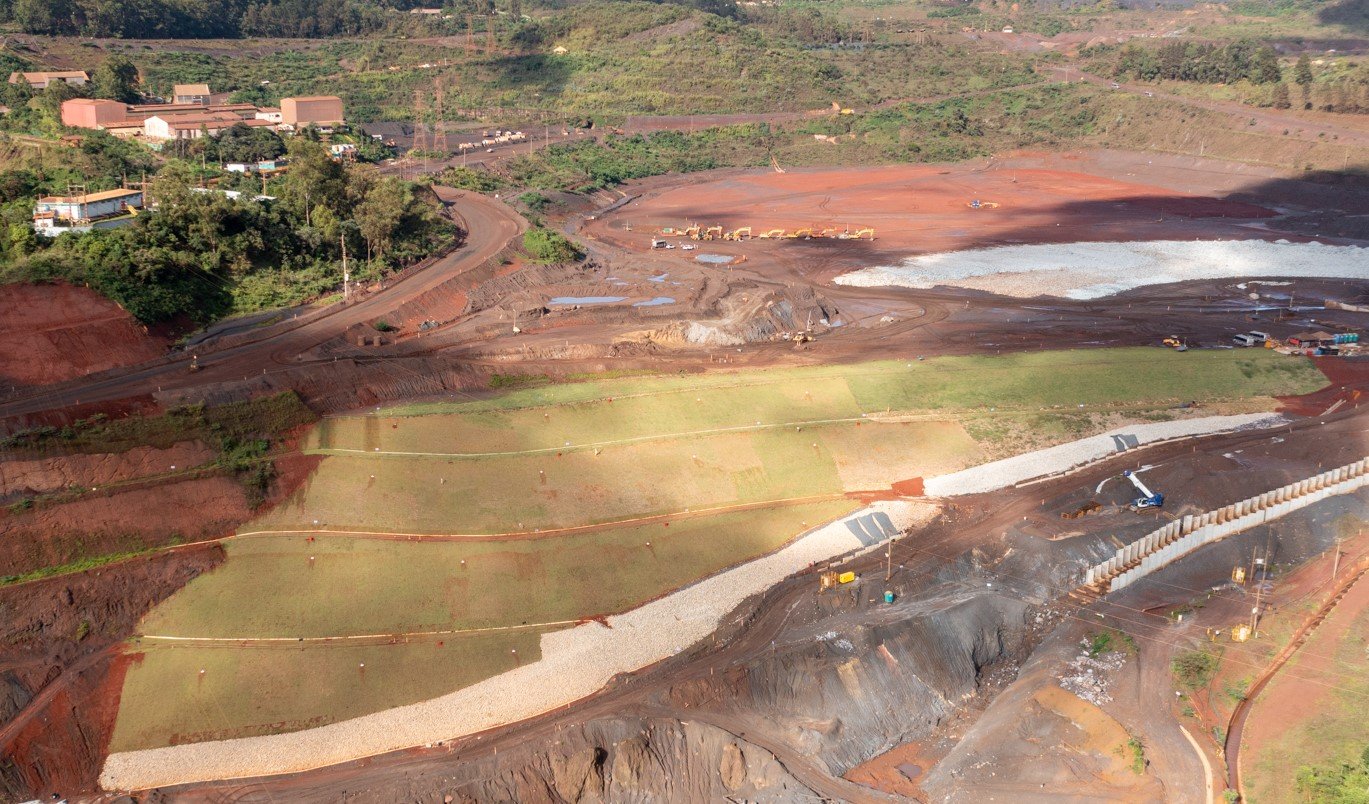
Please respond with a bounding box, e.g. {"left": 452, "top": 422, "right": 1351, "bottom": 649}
{"left": 1116, "top": 40, "right": 1282, "bottom": 84}
{"left": 0, "top": 0, "right": 431, "bottom": 38}
{"left": 0, "top": 138, "right": 454, "bottom": 322}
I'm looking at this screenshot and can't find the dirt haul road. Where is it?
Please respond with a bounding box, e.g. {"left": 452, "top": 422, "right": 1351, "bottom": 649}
{"left": 0, "top": 188, "right": 524, "bottom": 425}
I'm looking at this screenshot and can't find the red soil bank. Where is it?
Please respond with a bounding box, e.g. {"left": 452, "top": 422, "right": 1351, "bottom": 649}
{"left": 0, "top": 283, "right": 165, "bottom": 387}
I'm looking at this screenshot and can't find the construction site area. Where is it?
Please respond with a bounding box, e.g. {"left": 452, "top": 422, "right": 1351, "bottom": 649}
{"left": 4, "top": 145, "right": 1369, "bottom": 803}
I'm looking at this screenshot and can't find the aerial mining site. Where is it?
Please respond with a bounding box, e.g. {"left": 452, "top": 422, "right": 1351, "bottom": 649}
{"left": 2, "top": 3, "right": 1369, "bottom": 802}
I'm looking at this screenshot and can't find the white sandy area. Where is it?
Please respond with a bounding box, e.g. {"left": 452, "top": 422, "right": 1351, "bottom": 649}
{"left": 100, "top": 501, "right": 934, "bottom": 791}
{"left": 924, "top": 412, "right": 1286, "bottom": 496}
{"left": 833, "top": 240, "right": 1369, "bottom": 299}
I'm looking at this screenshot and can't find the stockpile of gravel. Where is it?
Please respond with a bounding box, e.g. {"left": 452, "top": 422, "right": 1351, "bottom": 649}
{"left": 923, "top": 412, "right": 1285, "bottom": 497}
{"left": 834, "top": 239, "right": 1369, "bottom": 299}
{"left": 100, "top": 501, "right": 936, "bottom": 791}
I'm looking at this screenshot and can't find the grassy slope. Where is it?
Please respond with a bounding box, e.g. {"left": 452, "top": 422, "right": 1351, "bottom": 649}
{"left": 114, "top": 498, "right": 854, "bottom": 750}
{"left": 113, "top": 348, "right": 1323, "bottom": 750}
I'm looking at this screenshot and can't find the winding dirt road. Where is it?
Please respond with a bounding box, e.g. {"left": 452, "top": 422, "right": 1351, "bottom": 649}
{"left": 0, "top": 188, "right": 525, "bottom": 422}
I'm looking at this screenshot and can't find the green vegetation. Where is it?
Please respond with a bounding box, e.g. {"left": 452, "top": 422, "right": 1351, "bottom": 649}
{"left": 115, "top": 498, "right": 852, "bottom": 749}
{"left": 0, "top": 391, "right": 315, "bottom": 455}
{"left": 1086, "top": 629, "right": 1137, "bottom": 657}
{"left": 522, "top": 225, "right": 581, "bottom": 263}
{"left": 1113, "top": 40, "right": 1282, "bottom": 85}
{"left": 0, "top": 139, "right": 453, "bottom": 323}
{"left": 111, "top": 633, "right": 540, "bottom": 752}
{"left": 1, "top": 548, "right": 154, "bottom": 587}
{"left": 1127, "top": 735, "right": 1147, "bottom": 775}
{"left": 1296, "top": 745, "right": 1369, "bottom": 803}
{"left": 1250, "top": 581, "right": 1369, "bottom": 803}
{"left": 1172, "top": 649, "right": 1221, "bottom": 689}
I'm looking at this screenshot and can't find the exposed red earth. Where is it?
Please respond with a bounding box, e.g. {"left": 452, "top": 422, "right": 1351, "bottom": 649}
{"left": 0, "top": 282, "right": 166, "bottom": 388}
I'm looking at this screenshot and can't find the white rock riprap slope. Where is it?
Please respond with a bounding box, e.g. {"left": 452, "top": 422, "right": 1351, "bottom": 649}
{"left": 834, "top": 239, "right": 1369, "bottom": 299}
{"left": 100, "top": 500, "right": 935, "bottom": 790}
{"left": 923, "top": 412, "right": 1286, "bottom": 496}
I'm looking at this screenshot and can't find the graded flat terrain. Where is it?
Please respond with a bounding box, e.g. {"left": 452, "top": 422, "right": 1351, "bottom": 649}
{"left": 591, "top": 162, "right": 1283, "bottom": 280}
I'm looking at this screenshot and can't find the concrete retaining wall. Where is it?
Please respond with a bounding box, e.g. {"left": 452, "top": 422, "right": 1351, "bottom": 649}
{"left": 1085, "top": 457, "right": 1369, "bottom": 592}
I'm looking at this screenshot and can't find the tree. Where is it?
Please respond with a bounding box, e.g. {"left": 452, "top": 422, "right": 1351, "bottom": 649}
{"left": 1249, "top": 46, "right": 1280, "bottom": 85}
{"left": 90, "top": 55, "right": 140, "bottom": 103}
{"left": 352, "top": 177, "right": 410, "bottom": 265}
{"left": 1271, "top": 82, "right": 1291, "bottom": 109}
{"left": 210, "top": 123, "right": 286, "bottom": 164}
{"left": 1295, "top": 53, "right": 1314, "bottom": 107}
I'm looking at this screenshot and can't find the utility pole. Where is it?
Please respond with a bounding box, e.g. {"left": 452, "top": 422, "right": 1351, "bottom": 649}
{"left": 341, "top": 232, "right": 350, "bottom": 302}
{"left": 1332, "top": 536, "right": 1344, "bottom": 582}
{"left": 885, "top": 538, "right": 892, "bottom": 581}
{"left": 1249, "top": 547, "right": 1264, "bottom": 634}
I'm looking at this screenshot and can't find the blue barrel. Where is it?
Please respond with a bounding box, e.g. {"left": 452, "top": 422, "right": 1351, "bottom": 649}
{"left": 884, "top": 590, "right": 895, "bottom": 604}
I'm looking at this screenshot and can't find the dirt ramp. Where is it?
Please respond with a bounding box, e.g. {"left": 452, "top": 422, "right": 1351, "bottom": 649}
{"left": 0, "top": 283, "right": 165, "bottom": 387}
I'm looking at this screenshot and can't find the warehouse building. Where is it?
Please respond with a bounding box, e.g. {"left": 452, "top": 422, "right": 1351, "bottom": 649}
{"left": 172, "top": 83, "right": 212, "bottom": 105}
{"left": 281, "top": 95, "right": 344, "bottom": 129}
{"left": 9, "top": 70, "right": 88, "bottom": 89}
{"left": 32, "top": 188, "right": 143, "bottom": 237}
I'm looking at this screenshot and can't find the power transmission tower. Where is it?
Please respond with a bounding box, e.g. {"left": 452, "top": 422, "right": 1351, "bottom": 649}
{"left": 411, "top": 90, "right": 429, "bottom": 154}
{"left": 432, "top": 79, "right": 449, "bottom": 154}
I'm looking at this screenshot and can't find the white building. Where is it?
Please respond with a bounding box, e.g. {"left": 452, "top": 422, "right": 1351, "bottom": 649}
{"left": 33, "top": 188, "right": 143, "bottom": 237}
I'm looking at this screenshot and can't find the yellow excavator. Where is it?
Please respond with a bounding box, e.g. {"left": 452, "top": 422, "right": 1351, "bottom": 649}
{"left": 682, "top": 225, "right": 701, "bottom": 239}
{"left": 852, "top": 227, "right": 875, "bottom": 240}
{"left": 787, "top": 228, "right": 814, "bottom": 239}
{"left": 702, "top": 225, "right": 724, "bottom": 241}
{"left": 724, "top": 226, "right": 752, "bottom": 241}
{"left": 1162, "top": 336, "right": 1189, "bottom": 352}
{"left": 757, "top": 229, "right": 786, "bottom": 239}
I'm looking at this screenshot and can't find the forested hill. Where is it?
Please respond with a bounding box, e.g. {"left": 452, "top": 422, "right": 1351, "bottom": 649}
{"left": 0, "top": 0, "right": 428, "bottom": 38}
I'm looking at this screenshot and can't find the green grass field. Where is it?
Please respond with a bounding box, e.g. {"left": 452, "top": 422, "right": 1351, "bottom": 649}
{"left": 112, "top": 348, "right": 1324, "bottom": 751}
{"left": 114, "top": 498, "right": 854, "bottom": 750}
{"left": 110, "top": 633, "right": 539, "bottom": 752}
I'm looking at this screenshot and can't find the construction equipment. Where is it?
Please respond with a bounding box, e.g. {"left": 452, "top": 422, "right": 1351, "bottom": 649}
{"left": 1123, "top": 470, "right": 1164, "bottom": 511}
{"left": 819, "top": 570, "right": 840, "bottom": 591}
{"left": 787, "top": 228, "right": 814, "bottom": 239}
{"left": 682, "top": 225, "right": 700, "bottom": 239}
{"left": 852, "top": 227, "right": 875, "bottom": 240}
{"left": 1162, "top": 336, "right": 1188, "bottom": 352}
{"left": 724, "top": 226, "right": 752, "bottom": 241}
{"left": 702, "top": 225, "right": 723, "bottom": 241}
{"left": 188, "top": 354, "right": 201, "bottom": 373}
{"left": 757, "top": 229, "right": 786, "bottom": 239}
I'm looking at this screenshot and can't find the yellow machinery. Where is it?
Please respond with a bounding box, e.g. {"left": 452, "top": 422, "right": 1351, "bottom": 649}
{"left": 1231, "top": 623, "right": 1252, "bottom": 642}
{"left": 702, "top": 225, "right": 723, "bottom": 241}
{"left": 757, "top": 229, "right": 786, "bottom": 239}
{"left": 852, "top": 228, "right": 875, "bottom": 240}
{"left": 1231, "top": 566, "right": 1247, "bottom": 584}
{"left": 724, "top": 226, "right": 752, "bottom": 241}
{"left": 682, "top": 225, "right": 700, "bottom": 239}
{"left": 787, "top": 228, "right": 814, "bottom": 239}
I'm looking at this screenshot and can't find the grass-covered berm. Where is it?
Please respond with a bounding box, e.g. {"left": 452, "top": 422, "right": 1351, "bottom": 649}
{"left": 109, "top": 348, "right": 1325, "bottom": 750}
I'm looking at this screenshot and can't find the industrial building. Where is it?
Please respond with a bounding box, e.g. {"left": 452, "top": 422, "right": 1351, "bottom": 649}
{"left": 143, "top": 112, "right": 274, "bottom": 141}
{"left": 8, "top": 70, "right": 88, "bottom": 89}
{"left": 281, "top": 96, "right": 345, "bottom": 129}
{"left": 32, "top": 188, "right": 143, "bottom": 237}
{"left": 172, "top": 83, "right": 212, "bottom": 105}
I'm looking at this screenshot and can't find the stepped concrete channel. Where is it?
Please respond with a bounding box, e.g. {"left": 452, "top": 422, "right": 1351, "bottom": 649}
{"left": 1087, "top": 456, "right": 1369, "bottom": 592}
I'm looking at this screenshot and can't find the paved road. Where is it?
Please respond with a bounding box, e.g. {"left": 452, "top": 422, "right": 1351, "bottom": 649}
{"left": 0, "top": 188, "right": 524, "bottom": 421}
